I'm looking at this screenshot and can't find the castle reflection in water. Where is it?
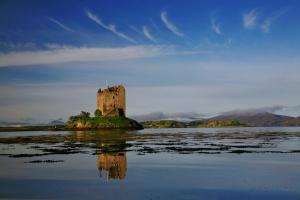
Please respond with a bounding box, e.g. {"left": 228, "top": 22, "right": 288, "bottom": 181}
{"left": 75, "top": 131, "right": 128, "bottom": 180}
{"left": 97, "top": 152, "right": 126, "bottom": 180}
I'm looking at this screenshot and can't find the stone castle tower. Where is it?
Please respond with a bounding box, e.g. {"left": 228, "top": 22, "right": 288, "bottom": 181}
{"left": 96, "top": 85, "right": 126, "bottom": 117}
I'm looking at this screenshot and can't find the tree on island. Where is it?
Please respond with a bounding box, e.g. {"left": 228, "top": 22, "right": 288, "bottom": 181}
{"left": 94, "top": 109, "right": 102, "bottom": 117}
{"left": 69, "top": 111, "right": 91, "bottom": 123}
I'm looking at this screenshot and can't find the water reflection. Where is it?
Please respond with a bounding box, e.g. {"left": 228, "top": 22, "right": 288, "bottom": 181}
{"left": 1, "top": 128, "right": 300, "bottom": 181}
{"left": 1, "top": 128, "right": 300, "bottom": 200}
{"left": 97, "top": 152, "right": 126, "bottom": 180}
{"left": 75, "top": 131, "right": 128, "bottom": 180}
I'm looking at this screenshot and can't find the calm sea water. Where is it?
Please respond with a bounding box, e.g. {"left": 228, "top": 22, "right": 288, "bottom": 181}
{"left": 0, "top": 127, "right": 300, "bottom": 200}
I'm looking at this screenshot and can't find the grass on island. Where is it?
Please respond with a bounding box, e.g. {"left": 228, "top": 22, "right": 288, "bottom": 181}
{"left": 142, "top": 119, "right": 245, "bottom": 128}
{"left": 142, "top": 120, "right": 187, "bottom": 128}
{"left": 67, "top": 111, "right": 143, "bottom": 130}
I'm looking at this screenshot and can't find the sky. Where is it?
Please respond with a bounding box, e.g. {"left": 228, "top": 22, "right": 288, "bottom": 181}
{"left": 0, "top": 0, "right": 300, "bottom": 123}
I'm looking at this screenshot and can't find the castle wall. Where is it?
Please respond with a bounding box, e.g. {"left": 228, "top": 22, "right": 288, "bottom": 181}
{"left": 97, "top": 85, "right": 126, "bottom": 117}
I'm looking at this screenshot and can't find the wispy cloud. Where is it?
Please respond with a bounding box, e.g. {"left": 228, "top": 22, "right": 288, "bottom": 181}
{"left": 243, "top": 9, "right": 259, "bottom": 29}
{"left": 47, "top": 17, "right": 74, "bottom": 32}
{"left": 0, "top": 46, "right": 165, "bottom": 67}
{"left": 261, "top": 9, "right": 287, "bottom": 33}
{"left": 85, "top": 10, "right": 135, "bottom": 43}
{"left": 0, "top": 45, "right": 203, "bottom": 67}
{"left": 142, "top": 26, "right": 157, "bottom": 42}
{"left": 211, "top": 17, "right": 222, "bottom": 35}
{"left": 160, "top": 11, "right": 184, "bottom": 37}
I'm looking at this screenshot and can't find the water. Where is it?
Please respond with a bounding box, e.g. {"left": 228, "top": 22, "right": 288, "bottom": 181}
{"left": 0, "top": 127, "right": 300, "bottom": 200}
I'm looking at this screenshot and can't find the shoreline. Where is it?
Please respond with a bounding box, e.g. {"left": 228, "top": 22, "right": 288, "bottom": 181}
{"left": 1, "top": 125, "right": 300, "bottom": 132}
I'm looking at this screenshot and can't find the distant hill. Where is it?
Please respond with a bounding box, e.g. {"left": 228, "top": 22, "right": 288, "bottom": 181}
{"left": 207, "top": 112, "right": 297, "bottom": 127}
{"left": 281, "top": 117, "right": 300, "bottom": 126}
{"left": 48, "top": 120, "right": 66, "bottom": 126}
{"left": 142, "top": 112, "right": 300, "bottom": 128}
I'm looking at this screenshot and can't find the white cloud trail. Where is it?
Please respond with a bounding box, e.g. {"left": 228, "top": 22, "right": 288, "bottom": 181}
{"left": 261, "top": 9, "right": 287, "bottom": 33}
{"left": 142, "top": 26, "right": 157, "bottom": 42}
{"left": 0, "top": 46, "right": 164, "bottom": 67}
{"left": 48, "top": 17, "right": 74, "bottom": 32}
{"left": 211, "top": 18, "right": 222, "bottom": 35}
{"left": 160, "top": 11, "right": 184, "bottom": 37}
{"left": 243, "top": 9, "right": 258, "bottom": 29}
{"left": 85, "top": 10, "right": 135, "bottom": 43}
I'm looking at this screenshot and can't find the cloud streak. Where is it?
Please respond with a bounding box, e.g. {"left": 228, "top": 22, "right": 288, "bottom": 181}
{"left": 211, "top": 17, "right": 222, "bottom": 35}
{"left": 261, "top": 9, "right": 287, "bottom": 33}
{"left": 85, "top": 10, "right": 135, "bottom": 43}
{"left": 48, "top": 17, "right": 74, "bottom": 32}
{"left": 0, "top": 46, "right": 166, "bottom": 67}
{"left": 142, "top": 26, "right": 157, "bottom": 42}
{"left": 243, "top": 9, "right": 258, "bottom": 29}
{"left": 160, "top": 11, "right": 184, "bottom": 37}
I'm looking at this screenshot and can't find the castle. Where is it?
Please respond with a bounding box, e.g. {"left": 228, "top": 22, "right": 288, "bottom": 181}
{"left": 96, "top": 85, "right": 126, "bottom": 117}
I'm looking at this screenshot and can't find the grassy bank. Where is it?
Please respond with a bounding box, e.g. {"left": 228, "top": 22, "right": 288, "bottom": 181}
{"left": 142, "top": 120, "right": 245, "bottom": 128}
{"left": 67, "top": 116, "right": 143, "bottom": 130}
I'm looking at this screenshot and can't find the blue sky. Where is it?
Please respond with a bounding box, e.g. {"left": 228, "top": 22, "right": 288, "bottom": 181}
{"left": 0, "top": 0, "right": 300, "bottom": 122}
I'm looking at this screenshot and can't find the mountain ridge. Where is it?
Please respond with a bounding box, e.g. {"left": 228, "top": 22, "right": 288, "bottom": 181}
{"left": 142, "top": 112, "right": 300, "bottom": 128}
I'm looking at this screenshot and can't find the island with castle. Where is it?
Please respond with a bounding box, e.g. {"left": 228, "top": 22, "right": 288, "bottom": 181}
{"left": 66, "top": 85, "right": 143, "bottom": 130}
